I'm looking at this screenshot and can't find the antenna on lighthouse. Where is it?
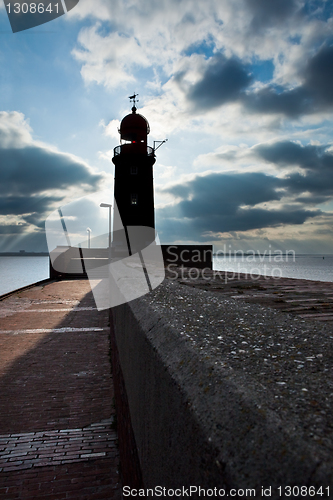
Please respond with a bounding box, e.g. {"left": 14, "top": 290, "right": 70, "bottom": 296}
{"left": 153, "top": 139, "right": 168, "bottom": 151}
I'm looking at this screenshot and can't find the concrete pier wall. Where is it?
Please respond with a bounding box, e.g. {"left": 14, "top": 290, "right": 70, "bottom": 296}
{"left": 111, "top": 300, "right": 224, "bottom": 491}
{"left": 49, "top": 244, "right": 213, "bottom": 279}
{"left": 111, "top": 280, "right": 333, "bottom": 496}
{"left": 161, "top": 245, "right": 213, "bottom": 269}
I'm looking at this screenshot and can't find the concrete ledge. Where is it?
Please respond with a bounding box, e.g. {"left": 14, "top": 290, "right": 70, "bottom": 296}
{"left": 109, "top": 311, "right": 144, "bottom": 489}
{"left": 112, "top": 279, "right": 333, "bottom": 495}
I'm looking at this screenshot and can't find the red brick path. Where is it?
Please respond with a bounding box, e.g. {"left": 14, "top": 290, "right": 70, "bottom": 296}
{"left": 0, "top": 280, "right": 121, "bottom": 499}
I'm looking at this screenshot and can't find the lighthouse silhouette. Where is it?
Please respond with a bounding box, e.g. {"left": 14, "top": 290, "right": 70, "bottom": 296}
{"left": 46, "top": 95, "right": 212, "bottom": 305}
{"left": 112, "top": 96, "right": 156, "bottom": 255}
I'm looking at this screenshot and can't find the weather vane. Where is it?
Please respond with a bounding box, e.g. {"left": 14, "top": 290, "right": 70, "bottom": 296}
{"left": 129, "top": 93, "right": 139, "bottom": 107}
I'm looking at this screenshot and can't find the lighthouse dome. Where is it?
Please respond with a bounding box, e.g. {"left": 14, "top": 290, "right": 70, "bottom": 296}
{"left": 120, "top": 107, "right": 150, "bottom": 142}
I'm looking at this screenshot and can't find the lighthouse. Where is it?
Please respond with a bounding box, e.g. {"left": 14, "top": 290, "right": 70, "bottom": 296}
{"left": 112, "top": 96, "right": 156, "bottom": 255}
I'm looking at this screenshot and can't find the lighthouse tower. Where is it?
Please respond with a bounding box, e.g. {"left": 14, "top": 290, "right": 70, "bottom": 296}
{"left": 112, "top": 96, "right": 156, "bottom": 254}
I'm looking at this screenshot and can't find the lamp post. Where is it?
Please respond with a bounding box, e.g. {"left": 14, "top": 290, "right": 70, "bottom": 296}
{"left": 100, "top": 203, "right": 112, "bottom": 255}
{"left": 86, "top": 227, "right": 91, "bottom": 249}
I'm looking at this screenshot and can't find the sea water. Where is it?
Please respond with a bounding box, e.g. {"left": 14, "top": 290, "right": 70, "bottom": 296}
{"left": 1, "top": 254, "right": 333, "bottom": 297}
{"left": 0, "top": 257, "right": 50, "bottom": 296}
{"left": 213, "top": 254, "right": 333, "bottom": 283}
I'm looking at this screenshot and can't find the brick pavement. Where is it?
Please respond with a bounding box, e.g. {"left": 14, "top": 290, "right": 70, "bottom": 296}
{"left": 0, "top": 280, "right": 122, "bottom": 499}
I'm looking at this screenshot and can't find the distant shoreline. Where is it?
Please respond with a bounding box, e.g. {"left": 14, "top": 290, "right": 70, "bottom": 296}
{"left": 0, "top": 252, "right": 332, "bottom": 257}
{"left": 213, "top": 253, "right": 332, "bottom": 257}
{"left": 0, "top": 252, "right": 49, "bottom": 257}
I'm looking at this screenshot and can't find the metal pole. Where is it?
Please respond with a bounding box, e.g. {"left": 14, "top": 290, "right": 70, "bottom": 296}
{"left": 100, "top": 203, "right": 112, "bottom": 261}
{"left": 86, "top": 228, "right": 91, "bottom": 249}
{"left": 109, "top": 205, "right": 111, "bottom": 249}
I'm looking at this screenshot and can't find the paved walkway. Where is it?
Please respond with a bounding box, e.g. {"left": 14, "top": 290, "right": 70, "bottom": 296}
{"left": 0, "top": 280, "right": 121, "bottom": 499}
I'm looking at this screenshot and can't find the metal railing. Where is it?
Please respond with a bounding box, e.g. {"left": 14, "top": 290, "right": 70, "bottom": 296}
{"left": 113, "top": 145, "right": 155, "bottom": 156}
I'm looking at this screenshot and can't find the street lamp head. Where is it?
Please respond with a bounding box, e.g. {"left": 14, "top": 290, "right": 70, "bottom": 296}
{"left": 100, "top": 203, "right": 112, "bottom": 208}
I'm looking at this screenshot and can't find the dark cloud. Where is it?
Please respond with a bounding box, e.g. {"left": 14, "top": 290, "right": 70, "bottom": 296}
{"left": 282, "top": 171, "right": 333, "bottom": 196}
{"left": 304, "top": 44, "right": 333, "bottom": 105}
{"left": 251, "top": 139, "right": 333, "bottom": 211}
{"left": 0, "top": 146, "right": 103, "bottom": 195}
{"left": 187, "top": 54, "right": 253, "bottom": 110}
{"left": 253, "top": 140, "right": 331, "bottom": 169}
{"left": 0, "top": 195, "right": 62, "bottom": 216}
{"left": 0, "top": 144, "right": 105, "bottom": 237}
{"left": 157, "top": 138, "right": 333, "bottom": 243}
{"left": 22, "top": 214, "right": 47, "bottom": 229}
{"left": 167, "top": 172, "right": 281, "bottom": 215}
{"left": 243, "top": 86, "right": 313, "bottom": 117}
{"left": 243, "top": 44, "right": 333, "bottom": 116}
{"left": 295, "top": 194, "right": 331, "bottom": 204}
{"left": 254, "top": 140, "right": 333, "bottom": 195}
{"left": 0, "top": 224, "right": 29, "bottom": 234}
{"left": 156, "top": 172, "right": 321, "bottom": 242}
{"left": 246, "top": 0, "right": 299, "bottom": 30}
{"left": 186, "top": 44, "right": 333, "bottom": 117}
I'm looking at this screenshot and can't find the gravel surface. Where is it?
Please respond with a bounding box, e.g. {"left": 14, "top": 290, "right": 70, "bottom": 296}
{"left": 144, "top": 278, "right": 333, "bottom": 455}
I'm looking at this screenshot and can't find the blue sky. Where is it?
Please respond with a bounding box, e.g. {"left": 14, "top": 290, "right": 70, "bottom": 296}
{"left": 1, "top": 0, "right": 333, "bottom": 253}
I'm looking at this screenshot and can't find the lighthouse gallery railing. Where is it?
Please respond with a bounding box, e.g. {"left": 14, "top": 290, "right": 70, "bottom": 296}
{"left": 113, "top": 145, "right": 155, "bottom": 156}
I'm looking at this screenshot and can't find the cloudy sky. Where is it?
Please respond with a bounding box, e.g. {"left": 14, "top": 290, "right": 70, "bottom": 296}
{"left": 1, "top": 0, "right": 333, "bottom": 253}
